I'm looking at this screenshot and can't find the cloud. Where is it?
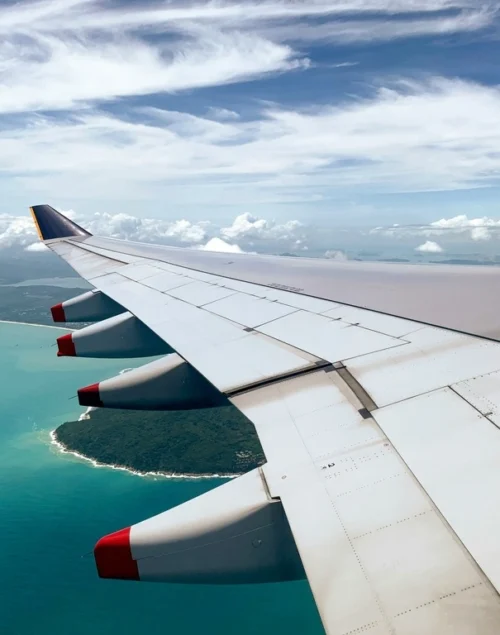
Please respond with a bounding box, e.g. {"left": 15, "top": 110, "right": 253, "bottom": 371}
{"left": 0, "top": 0, "right": 499, "bottom": 210}
{"left": 0, "top": 214, "right": 39, "bottom": 248}
{"left": 0, "top": 0, "right": 493, "bottom": 116}
{"left": 84, "top": 212, "right": 209, "bottom": 244}
{"left": 0, "top": 209, "right": 305, "bottom": 253}
{"left": 263, "top": 9, "right": 494, "bottom": 44}
{"left": 0, "top": 209, "right": 210, "bottom": 249}
{"left": 25, "top": 242, "right": 49, "bottom": 252}
{"left": 221, "top": 212, "right": 302, "bottom": 240}
{"left": 415, "top": 240, "right": 443, "bottom": 253}
{"left": 199, "top": 237, "right": 244, "bottom": 253}
{"left": 375, "top": 214, "right": 500, "bottom": 241}
{"left": 0, "top": 31, "right": 305, "bottom": 114}
{"left": 471, "top": 227, "right": 492, "bottom": 241}
{"left": 83, "top": 210, "right": 306, "bottom": 252}
{"left": 6, "top": 77, "right": 500, "bottom": 204}
{"left": 219, "top": 212, "right": 307, "bottom": 252}
{"left": 430, "top": 214, "right": 500, "bottom": 240}
{"left": 324, "top": 249, "right": 348, "bottom": 260}
{"left": 9, "top": 0, "right": 482, "bottom": 34}
{"left": 207, "top": 107, "right": 241, "bottom": 121}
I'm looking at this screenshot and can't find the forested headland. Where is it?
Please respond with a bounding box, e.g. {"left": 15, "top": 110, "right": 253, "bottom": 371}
{"left": 55, "top": 404, "right": 265, "bottom": 476}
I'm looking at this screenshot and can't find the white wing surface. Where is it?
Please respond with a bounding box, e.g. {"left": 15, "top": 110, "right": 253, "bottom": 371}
{"left": 30, "top": 205, "right": 500, "bottom": 634}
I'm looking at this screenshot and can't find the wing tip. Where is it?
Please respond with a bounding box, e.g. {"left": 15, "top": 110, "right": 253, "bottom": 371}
{"left": 29, "top": 204, "right": 92, "bottom": 241}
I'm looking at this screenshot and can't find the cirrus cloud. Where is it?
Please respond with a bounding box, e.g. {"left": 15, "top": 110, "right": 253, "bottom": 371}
{"left": 5, "top": 78, "right": 500, "bottom": 205}
{"left": 1, "top": 0, "right": 500, "bottom": 221}
{"left": 0, "top": 31, "right": 306, "bottom": 115}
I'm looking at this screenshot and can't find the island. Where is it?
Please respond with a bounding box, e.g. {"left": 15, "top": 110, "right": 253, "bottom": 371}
{"left": 54, "top": 404, "right": 266, "bottom": 476}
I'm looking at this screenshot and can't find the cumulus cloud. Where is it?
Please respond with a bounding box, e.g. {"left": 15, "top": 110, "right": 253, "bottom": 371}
{"left": 415, "top": 241, "right": 443, "bottom": 253}
{"left": 430, "top": 214, "right": 500, "bottom": 240}
{"left": 0, "top": 209, "right": 210, "bottom": 249}
{"left": 199, "top": 237, "right": 244, "bottom": 254}
{"left": 0, "top": 215, "right": 39, "bottom": 248}
{"left": 25, "top": 242, "right": 49, "bottom": 252}
{"left": 84, "top": 212, "right": 208, "bottom": 244}
{"left": 325, "top": 249, "right": 348, "bottom": 260}
{"left": 471, "top": 227, "right": 492, "bottom": 241}
{"left": 0, "top": 209, "right": 306, "bottom": 253}
{"left": 221, "top": 213, "right": 304, "bottom": 244}
{"left": 374, "top": 214, "right": 500, "bottom": 242}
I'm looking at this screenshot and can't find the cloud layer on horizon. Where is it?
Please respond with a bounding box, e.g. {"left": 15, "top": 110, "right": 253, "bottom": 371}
{"left": 0, "top": 209, "right": 308, "bottom": 253}
{"left": 372, "top": 214, "right": 500, "bottom": 242}
{"left": 5, "top": 209, "right": 500, "bottom": 258}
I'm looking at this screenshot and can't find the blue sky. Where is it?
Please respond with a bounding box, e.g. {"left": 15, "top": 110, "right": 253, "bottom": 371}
{"left": 2, "top": 0, "right": 500, "bottom": 252}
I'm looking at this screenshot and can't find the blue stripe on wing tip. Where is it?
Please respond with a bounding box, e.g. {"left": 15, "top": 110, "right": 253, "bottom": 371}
{"left": 29, "top": 205, "right": 92, "bottom": 241}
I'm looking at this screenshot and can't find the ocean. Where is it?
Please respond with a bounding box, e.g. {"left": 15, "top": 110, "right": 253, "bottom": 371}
{"left": 0, "top": 322, "right": 323, "bottom": 635}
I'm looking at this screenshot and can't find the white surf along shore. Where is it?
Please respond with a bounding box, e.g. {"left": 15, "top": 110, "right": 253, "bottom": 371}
{"left": 0, "top": 319, "right": 73, "bottom": 331}
{"left": 50, "top": 407, "right": 236, "bottom": 481}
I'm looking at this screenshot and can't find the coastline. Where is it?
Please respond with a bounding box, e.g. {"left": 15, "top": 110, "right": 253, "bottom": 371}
{"left": 49, "top": 429, "right": 236, "bottom": 481}
{"left": 0, "top": 319, "right": 73, "bottom": 331}
{"left": 3, "top": 319, "right": 238, "bottom": 481}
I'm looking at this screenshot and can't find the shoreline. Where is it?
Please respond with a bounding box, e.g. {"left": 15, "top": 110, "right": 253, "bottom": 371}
{"left": 0, "top": 319, "right": 73, "bottom": 331}
{"left": 49, "top": 429, "right": 236, "bottom": 481}
{"left": 3, "top": 319, "right": 237, "bottom": 481}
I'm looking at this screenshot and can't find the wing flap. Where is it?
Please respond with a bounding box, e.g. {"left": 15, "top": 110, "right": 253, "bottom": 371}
{"left": 452, "top": 369, "right": 500, "bottom": 426}
{"left": 233, "top": 370, "right": 500, "bottom": 634}
{"left": 374, "top": 387, "right": 500, "bottom": 595}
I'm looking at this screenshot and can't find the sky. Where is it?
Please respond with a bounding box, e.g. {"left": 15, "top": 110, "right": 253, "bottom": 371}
{"left": 2, "top": 0, "right": 500, "bottom": 255}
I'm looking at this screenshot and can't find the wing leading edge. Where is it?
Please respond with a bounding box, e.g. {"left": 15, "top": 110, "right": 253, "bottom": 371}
{"left": 29, "top": 205, "right": 500, "bottom": 634}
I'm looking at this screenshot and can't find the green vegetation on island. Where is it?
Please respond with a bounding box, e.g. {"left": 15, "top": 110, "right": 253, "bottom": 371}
{"left": 55, "top": 405, "right": 266, "bottom": 476}
{"left": 0, "top": 284, "right": 89, "bottom": 325}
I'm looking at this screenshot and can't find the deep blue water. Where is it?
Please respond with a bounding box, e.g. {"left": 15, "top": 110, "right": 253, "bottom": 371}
{"left": 0, "top": 322, "right": 323, "bottom": 635}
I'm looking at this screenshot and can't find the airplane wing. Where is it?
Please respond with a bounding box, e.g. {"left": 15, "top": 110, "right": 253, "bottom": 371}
{"left": 30, "top": 204, "right": 500, "bottom": 634}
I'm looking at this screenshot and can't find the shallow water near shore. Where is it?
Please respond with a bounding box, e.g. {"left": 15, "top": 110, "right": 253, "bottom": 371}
{"left": 0, "top": 321, "right": 323, "bottom": 635}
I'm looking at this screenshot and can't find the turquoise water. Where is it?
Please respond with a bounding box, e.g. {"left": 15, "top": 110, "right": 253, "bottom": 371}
{"left": 0, "top": 322, "right": 323, "bottom": 635}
